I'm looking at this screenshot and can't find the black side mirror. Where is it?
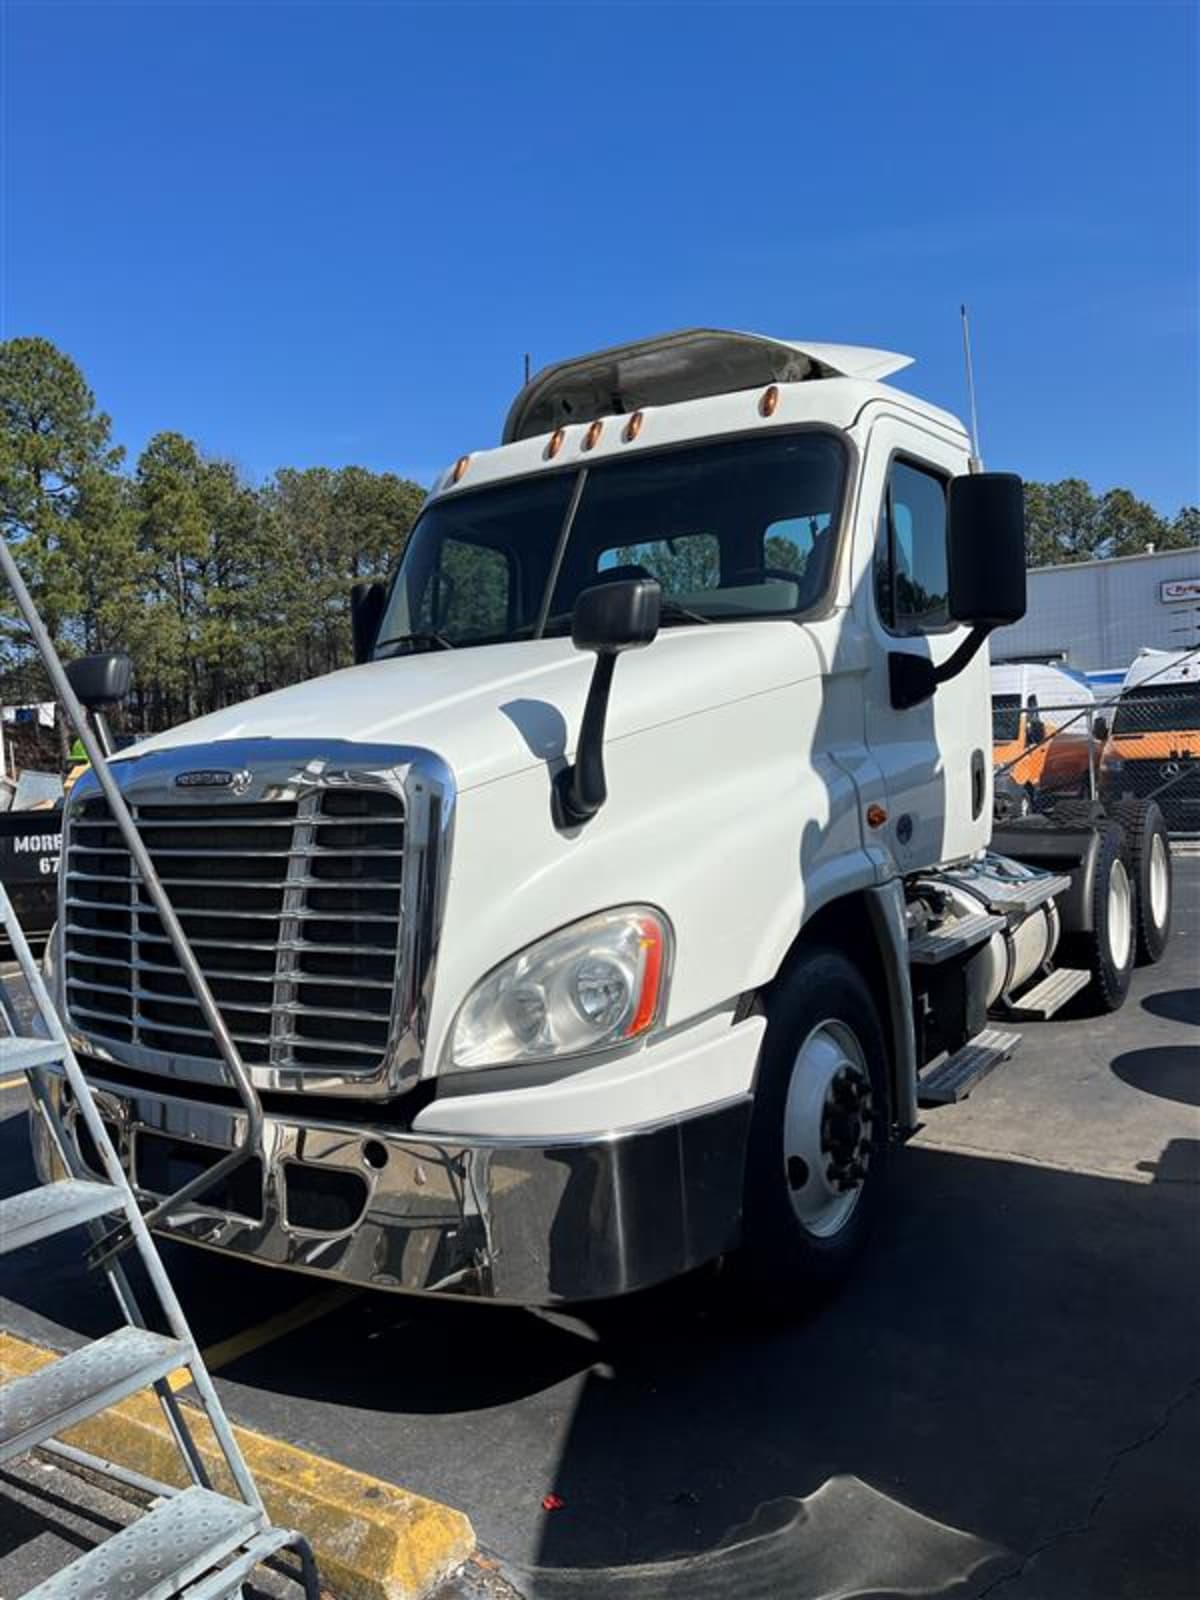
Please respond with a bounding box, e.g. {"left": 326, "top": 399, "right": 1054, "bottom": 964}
{"left": 64, "top": 652, "right": 132, "bottom": 709}
{"left": 351, "top": 580, "right": 387, "bottom": 664}
{"left": 571, "top": 577, "right": 662, "bottom": 655}
{"left": 63, "top": 652, "right": 133, "bottom": 760}
{"left": 891, "top": 472, "right": 1026, "bottom": 710}
{"left": 947, "top": 473, "right": 1026, "bottom": 628}
{"left": 1093, "top": 716, "right": 1109, "bottom": 744}
{"left": 555, "top": 579, "right": 662, "bottom": 827}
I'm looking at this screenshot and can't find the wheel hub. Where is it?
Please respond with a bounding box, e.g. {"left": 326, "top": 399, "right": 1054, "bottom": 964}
{"left": 782, "top": 1021, "right": 876, "bottom": 1237}
{"left": 821, "top": 1067, "right": 875, "bottom": 1192}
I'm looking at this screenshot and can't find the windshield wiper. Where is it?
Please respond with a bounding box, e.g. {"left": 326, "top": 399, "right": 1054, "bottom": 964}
{"left": 658, "top": 600, "right": 711, "bottom": 626}
{"left": 517, "top": 599, "right": 711, "bottom": 641}
{"left": 374, "top": 632, "right": 456, "bottom": 657}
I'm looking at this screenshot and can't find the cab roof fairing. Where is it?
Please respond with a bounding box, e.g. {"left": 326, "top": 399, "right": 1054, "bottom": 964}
{"left": 502, "top": 328, "right": 916, "bottom": 445}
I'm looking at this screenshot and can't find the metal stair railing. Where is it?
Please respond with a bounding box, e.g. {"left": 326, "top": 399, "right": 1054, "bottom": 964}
{"left": 0, "top": 540, "right": 320, "bottom": 1596}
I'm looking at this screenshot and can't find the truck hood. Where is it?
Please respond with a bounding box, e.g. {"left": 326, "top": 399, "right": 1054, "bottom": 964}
{"left": 130, "top": 623, "right": 820, "bottom": 792}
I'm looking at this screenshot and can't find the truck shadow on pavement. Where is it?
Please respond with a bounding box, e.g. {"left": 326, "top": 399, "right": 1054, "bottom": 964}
{"left": 3, "top": 1104, "right": 1198, "bottom": 1600}
{"left": 1110, "top": 1043, "right": 1200, "bottom": 1106}
{"left": 1141, "top": 987, "right": 1200, "bottom": 1027}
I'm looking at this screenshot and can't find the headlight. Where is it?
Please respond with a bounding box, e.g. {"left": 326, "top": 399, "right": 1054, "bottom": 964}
{"left": 446, "top": 907, "right": 671, "bottom": 1072}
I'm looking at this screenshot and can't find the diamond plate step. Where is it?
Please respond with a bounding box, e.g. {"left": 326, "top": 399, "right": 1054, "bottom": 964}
{"left": 0, "top": 1179, "right": 124, "bottom": 1255}
{"left": 0, "top": 1036, "right": 65, "bottom": 1074}
{"left": 918, "top": 1028, "right": 1022, "bottom": 1107}
{"left": 0, "top": 1326, "right": 189, "bottom": 1462}
{"left": 1003, "top": 966, "right": 1092, "bottom": 1020}
{"left": 21, "top": 1485, "right": 263, "bottom": 1600}
{"left": 909, "top": 910, "right": 1006, "bottom": 965}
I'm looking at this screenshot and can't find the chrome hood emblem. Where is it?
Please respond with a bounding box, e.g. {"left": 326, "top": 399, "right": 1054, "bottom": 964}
{"left": 174, "top": 768, "right": 253, "bottom": 795}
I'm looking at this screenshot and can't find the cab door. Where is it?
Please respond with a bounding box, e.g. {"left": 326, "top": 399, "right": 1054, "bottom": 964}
{"left": 856, "top": 416, "right": 987, "bottom": 871}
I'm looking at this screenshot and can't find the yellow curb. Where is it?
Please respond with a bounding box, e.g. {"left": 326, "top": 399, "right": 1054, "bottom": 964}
{"left": 1, "top": 1331, "right": 475, "bottom": 1600}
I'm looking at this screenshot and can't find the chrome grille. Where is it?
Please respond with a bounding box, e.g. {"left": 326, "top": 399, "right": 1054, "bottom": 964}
{"left": 63, "top": 788, "right": 405, "bottom": 1076}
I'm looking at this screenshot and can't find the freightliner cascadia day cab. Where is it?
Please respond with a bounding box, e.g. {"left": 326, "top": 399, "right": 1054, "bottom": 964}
{"left": 34, "top": 330, "right": 1176, "bottom": 1306}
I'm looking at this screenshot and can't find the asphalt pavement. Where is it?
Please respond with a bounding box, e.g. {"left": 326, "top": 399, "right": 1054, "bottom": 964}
{"left": 1, "top": 859, "right": 1197, "bottom": 1599}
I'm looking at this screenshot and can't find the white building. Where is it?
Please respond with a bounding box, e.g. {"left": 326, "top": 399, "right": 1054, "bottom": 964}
{"left": 993, "top": 548, "right": 1200, "bottom": 679}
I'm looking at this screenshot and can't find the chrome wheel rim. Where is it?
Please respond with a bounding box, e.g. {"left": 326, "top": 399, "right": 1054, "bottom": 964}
{"left": 782, "top": 1020, "right": 874, "bottom": 1239}
{"left": 1108, "top": 857, "right": 1133, "bottom": 971}
{"left": 1149, "top": 833, "right": 1170, "bottom": 929}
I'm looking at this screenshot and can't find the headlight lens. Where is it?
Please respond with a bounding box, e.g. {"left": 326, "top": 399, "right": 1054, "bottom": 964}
{"left": 446, "top": 907, "right": 671, "bottom": 1072}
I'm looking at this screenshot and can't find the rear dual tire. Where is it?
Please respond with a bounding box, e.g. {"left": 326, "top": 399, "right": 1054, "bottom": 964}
{"left": 1113, "top": 798, "right": 1173, "bottom": 964}
{"left": 1060, "top": 820, "right": 1135, "bottom": 1013}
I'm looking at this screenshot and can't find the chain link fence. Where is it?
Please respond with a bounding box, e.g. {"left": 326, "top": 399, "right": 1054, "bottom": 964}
{"left": 992, "top": 671, "right": 1200, "bottom": 837}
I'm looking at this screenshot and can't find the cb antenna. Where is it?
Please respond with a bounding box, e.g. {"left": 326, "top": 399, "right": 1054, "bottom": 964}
{"left": 960, "top": 303, "right": 983, "bottom": 472}
{"left": 523, "top": 352, "right": 532, "bottom": 386}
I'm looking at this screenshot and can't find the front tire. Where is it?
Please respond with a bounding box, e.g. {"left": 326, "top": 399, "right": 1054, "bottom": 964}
{"left": 1114, "top": 798, "right": 1173, "bottom": 964}
{"left": 735, "top": 947, "right": 889, "bottom": 1305}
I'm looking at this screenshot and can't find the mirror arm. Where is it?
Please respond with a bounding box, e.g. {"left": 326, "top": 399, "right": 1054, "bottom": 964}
{"left": 90, "top": 710, "right": 115, "bottom": 759}
{"left": 889, "top": 623, "right": 992, "bottom": 711}
{"left": 554, "top": 652, "right": 617, "bottom": 827}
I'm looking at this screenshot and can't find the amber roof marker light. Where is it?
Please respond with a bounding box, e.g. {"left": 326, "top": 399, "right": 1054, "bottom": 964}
{"left": 546, "top": 428, "right": 566, "bottom": 460}
{"left": 759, "top": 384, "right": 780, "bottom": 418}
{"left": 451, "top": 454, "right": 471, "bottom": 483}
{"left": 624, "top": 411, "right": 644, "bottom": 442}
{"left": 583, "top": 419, "right": 604, "bottom": 451}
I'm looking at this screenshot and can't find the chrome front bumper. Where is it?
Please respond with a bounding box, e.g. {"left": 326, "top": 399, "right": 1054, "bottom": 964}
{"left": 32, "top": 1069, "right": 752, "bottom": 1304}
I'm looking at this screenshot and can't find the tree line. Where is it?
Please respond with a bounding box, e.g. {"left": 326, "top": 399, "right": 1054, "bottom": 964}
{"left": 1, "top": 336, "right": 1196, "bottom": 744}
{"left": 0, "top": 338, "right": 424, "bottom": 738}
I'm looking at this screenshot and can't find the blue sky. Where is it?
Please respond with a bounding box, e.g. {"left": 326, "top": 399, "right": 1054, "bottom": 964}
{"left": 3, "top": 2, "right": 1197, "bottom": 511}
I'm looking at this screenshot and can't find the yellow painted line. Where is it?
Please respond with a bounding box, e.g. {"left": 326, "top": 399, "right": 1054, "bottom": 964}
{"left": 165, "top": 1284, "right": 359, "bottom": 1392}
{"left": 1, "top": 1330, "right": 475, "bottom": 1600}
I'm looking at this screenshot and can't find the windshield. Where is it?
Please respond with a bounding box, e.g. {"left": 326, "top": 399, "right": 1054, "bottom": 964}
{"left": 991, "top": 694, "right": 1021, "bottom": 742}
{"left": 1112, "top": 684, "right": 1200, "bottom": 736}
{"left": 374, "top": 431, "right": 847, "bottom": 654}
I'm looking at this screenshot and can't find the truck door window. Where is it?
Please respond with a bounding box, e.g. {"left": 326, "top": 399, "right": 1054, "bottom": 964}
{"left": 992, "top": 694, "right": 1021, "bottom": 742}
{"left": 873, "top": 459, "right": 950, "bottom": 635}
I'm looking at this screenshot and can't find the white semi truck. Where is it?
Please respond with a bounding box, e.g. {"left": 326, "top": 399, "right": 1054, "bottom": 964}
{"left": 34, "top": 329, "right": 1175, "bottom": 1305}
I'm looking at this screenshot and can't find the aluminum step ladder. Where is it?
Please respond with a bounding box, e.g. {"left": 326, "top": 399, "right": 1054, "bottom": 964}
{"left": 0, "top": 539, "right": 319, "bottom": 1597}
{"left": 0, "top": 887, "right": 320, "bottom": 1599}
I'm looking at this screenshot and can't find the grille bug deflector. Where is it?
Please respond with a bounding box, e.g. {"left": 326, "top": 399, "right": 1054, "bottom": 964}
{"left": 59, "top": 740, "right": 454, "bottom": 1097}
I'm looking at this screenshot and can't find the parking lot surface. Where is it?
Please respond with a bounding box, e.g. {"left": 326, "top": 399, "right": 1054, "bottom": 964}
{"left": 2, "top": 859, "right": 1197, "bottom": 1599}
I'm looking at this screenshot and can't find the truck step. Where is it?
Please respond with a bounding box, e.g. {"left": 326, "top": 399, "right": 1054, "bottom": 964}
{"left": 21, "top": 1485, "right": 263, "bottom": 1600}
{"left": 1002, "top": 966, "right": 1091, "bottom": 1020}
{"left": 0, "top": 1036, "right": 64, "bottom": 1074}
{"left": 909, "top": 911, "right": 1005, "bottom": 965}
{"left": 917, "top": 1028, "right": 1022, "bottom": 1107}
{"left": 956, "top": 871, "right": 1071, "bottom": 916}
{"left": 0, "top": 1179, "right": 123, "bottom": 1255}
{"left": 0, "top": 1327, "right": 188, "bottom": 1463}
